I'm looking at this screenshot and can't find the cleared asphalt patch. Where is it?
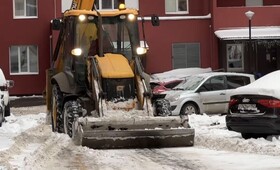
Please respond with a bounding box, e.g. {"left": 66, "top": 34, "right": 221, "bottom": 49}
{"left": 10, "top": 96, "right": 45, "bottom": 108}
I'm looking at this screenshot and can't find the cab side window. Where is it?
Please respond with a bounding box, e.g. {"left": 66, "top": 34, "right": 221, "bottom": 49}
{"left": 226, "top": 76, "right": 250, "bottom": 89}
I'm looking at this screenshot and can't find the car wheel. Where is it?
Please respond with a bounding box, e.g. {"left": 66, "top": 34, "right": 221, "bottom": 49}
{"left": 0, "top": 109, "right": 4, "bottom": 127}
{"left": 4, "top": 103, "right": 10, "bottom": 117}
{"left": 180, "top": 103, "right": 199, "bottom": 115}
{"left": 242, "top": 133, "right": 268, "bottom": 139}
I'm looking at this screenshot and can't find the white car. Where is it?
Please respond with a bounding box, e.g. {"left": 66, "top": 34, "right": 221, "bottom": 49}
{"left": 0, "top": 68, "right": 14, "bottom": 126}
{"left": 164, "top": 72, "right": 255, "bottom": 115}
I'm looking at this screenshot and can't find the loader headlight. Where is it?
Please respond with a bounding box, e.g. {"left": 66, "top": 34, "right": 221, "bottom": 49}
{"left": 128, "top": 14, "right": 136, "bottom": 21}
{"left": 79, "top": 15, "right": 86, "bottom": 22}
{"left": 136, "top": 47, "right": 147, "bottom": 55}
{"left": 71, "top": 48, "right": 82, "bottom": 56}
{"left": 119, "top": 3, "right": 126, "bottom": 10}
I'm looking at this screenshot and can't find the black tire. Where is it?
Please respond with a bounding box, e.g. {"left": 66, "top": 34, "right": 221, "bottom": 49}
{"left": 4, "top": 103, "right": 10, "bottom": 117}
{"left": 0, "top": 109, "right": 3, "bottom": 127}
{"left": 180, "top": 102, "right": 199, "bottom": 115}
{"left": 63, "top": 100, "right": 81, "bottom": 138}
{"left": 242, "top": 133, "right": 268, "bottom": 139}
{"left": 52, "top": 84, "right": 64, "bottom": 133}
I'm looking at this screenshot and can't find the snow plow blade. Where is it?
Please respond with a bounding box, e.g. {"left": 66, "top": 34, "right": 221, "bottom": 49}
{"left": 74, "top": 116, "right": 195, "bottom": 149}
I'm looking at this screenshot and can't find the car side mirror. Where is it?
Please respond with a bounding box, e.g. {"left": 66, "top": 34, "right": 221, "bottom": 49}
{"left": 197, "top": 86, "right": 207, "bottom": 93}
{"left": 6, "top": 80, "right": 14, "bottom": 88}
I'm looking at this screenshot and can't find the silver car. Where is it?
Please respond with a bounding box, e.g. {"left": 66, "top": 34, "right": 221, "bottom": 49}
{"left": 164, "top": 72, "right": 255, "bottom": 115}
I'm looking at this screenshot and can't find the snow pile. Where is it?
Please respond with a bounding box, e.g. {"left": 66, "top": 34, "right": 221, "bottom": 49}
{"left": 190, "top": 114, "right": 280, "bottom": 156}
{"left": 1, "top": 105, "right": 280, "bottom": 169}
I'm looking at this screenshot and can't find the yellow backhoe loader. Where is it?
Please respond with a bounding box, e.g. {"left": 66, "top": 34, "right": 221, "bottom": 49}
{"left": 45, "top": 0, "right": 194, "bottom": 149}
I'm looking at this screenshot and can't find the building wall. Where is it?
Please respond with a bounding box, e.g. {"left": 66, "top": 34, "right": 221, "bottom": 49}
{"left": 139, "top": 0, "right": 210, "bottom": 16}
{"left": 213, "top": 0, "right": 280, "bottom": 30}
{"left": 1, "top": 0, "right": 61, "bottom": 95}
{"left": 138, "top": 0, "right": 213, "bottom": 73}
{"left": 212, "top": 0, "right": 280, "bottom": 74}
{"left": 3, "top": 0, "right": 280, "bottom": 95}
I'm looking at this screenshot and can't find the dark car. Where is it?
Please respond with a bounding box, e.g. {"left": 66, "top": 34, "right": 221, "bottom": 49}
{"left": 226, "top": 70, "right": 280, "bottom": 139}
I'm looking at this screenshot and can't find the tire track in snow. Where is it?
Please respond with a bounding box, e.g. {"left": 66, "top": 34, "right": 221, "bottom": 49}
{"left": 135, "top": 148, "right": 202, "bottom": 170}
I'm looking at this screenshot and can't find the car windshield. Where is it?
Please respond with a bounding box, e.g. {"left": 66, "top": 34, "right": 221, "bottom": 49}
{"left": 173, "top": 76, "right": 205, "bottom": 91}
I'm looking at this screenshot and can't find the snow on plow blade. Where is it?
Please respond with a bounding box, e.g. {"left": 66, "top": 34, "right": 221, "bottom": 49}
{"left": 77, "top": 116, "right": 195, "bottom": 149}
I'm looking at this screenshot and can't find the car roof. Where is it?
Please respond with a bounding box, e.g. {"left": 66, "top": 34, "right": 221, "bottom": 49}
{"left": 0, "top": 68, "right": 6, "bottom": 85}
{"left": 194, "top": 72, "right": 255, "bottom": 79}
{"left": 232, "top": 70, "right": 280, "bottom": 98}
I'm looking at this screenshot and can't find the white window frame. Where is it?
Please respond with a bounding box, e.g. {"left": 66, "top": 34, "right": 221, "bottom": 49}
{"left": 13, "top": 0, "right": 38, "bottom": 19}
{"left": 226, "top": 44, "right": 244, "bottom": 72}
{"left": 9, "top": 45, "right": 39, "bottom": 75}
{"left": 165, "top": 0, "right": 189, "bottom": 15}
{"left": 246, "top": 0, "right": 263, "bottom": 7}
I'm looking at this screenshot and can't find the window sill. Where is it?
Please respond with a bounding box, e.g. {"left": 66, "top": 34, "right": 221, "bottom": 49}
{"left": 13, "top": 16, "right": 38, "bottom": 19}
{"left": 165, "top": 11, "right": 189, "bottom": 15}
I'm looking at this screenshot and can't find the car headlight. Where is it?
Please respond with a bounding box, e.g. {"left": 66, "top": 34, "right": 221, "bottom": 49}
{"left": 166, "top": 94, "right": 180, "bottom": 102}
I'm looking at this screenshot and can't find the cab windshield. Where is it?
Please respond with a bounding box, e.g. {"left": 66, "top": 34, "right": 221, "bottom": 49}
{"left": 75, "top": 14, "right": 140, "bottom": 60}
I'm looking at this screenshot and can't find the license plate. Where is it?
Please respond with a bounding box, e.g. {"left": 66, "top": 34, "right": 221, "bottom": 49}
{"left": 238, "top": 104, "right": 257, "bottom": 111}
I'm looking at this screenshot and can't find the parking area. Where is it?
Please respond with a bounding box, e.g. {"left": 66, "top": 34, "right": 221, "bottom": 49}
{"left": 10, "top": 96, "right": 45, "bottom": 108}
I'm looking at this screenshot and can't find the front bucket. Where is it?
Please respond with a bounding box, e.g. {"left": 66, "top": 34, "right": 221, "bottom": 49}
{"left": 82, "top": 128, "right": 194, "bottom": 149}
{"left": 78, "top": 116, "right": 195, "bottom": 149}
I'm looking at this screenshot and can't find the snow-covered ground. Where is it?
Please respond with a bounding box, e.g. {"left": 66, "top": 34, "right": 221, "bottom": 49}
{"left": 1, "top": 104, "right": 280, "bottom": 170}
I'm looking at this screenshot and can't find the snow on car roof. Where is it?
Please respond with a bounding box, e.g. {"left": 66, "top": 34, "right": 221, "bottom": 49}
{"left": 0, "top": 68, "right": 7, "bottom": 86}
{"left": 231, "top": 70, "right": 280, "bottom": 99}
{"left": 195, "top": 71, "right": 255, "bottom": 78}
{"left": 150, "top": 67, "right": 212, "bottom": 83}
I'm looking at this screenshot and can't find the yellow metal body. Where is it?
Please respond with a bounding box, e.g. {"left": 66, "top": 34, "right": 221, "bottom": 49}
{"left": 95, "top": 54, "right": 134, "bottom": 78}
{"left": 71, "top": 0, "right": 95, "bottom": 10}
{"left": 64, "top": 9, "right": 138, "bottom": 17}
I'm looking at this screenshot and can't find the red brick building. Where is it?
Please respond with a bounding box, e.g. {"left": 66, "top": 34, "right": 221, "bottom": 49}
{"left": 1, "top": 0, "right": 61, "bottom": 95}
{"left": 1, "top": 0, "right": 280, "bottom": 95}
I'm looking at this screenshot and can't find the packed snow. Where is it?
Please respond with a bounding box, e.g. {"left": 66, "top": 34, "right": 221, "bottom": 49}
{"left": 0, "top": 104, "right": 280, "bottom": 169}
{"left": 1, "top": 68, "right": 280, "bottom": 169}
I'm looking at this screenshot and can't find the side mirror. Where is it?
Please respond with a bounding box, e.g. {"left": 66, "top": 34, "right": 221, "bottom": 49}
{"left": 196, "top": 86, "right": 207, "bottom": 93}
{"left": 151, "top": 15, "right": 160, "bottom": 26}
{"left": 52, "top": 19, "right": 61, "bottom": 30}
{"left": 6, "top": 80, "right": 14, "bottom": 88}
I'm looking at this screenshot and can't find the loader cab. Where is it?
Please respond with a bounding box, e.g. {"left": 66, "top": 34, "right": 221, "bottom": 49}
{"left": 70, "top": 11, "right": 145, "bottom": 61}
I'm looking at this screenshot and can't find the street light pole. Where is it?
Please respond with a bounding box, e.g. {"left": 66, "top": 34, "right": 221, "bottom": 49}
{"left": 245, "top": 11, "right": 255, "bottom": 73}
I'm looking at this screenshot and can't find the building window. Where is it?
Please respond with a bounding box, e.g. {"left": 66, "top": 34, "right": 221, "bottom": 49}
{"left": 9, "top": 45, "right": 38, "bottom": 74}
{"left": 165, "top": 0, "right": 189, "bottom": 14}
{"left": 227, "top": 44, "right": 244, "bottom": 72}
{"left": 172, "top": 43, "right": 200, "bottom": 69}
{"left": 95, "top": 0, "right": 119, "bottom": 10}
{"left": 246, "top": 0, "right": 263, "bottom": 6}
{"left": 13, "top": 0, "right": 37, "bottom": 18}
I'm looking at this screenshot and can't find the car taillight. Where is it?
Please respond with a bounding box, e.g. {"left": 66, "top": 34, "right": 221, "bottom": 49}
{"left": 257, "top": 99, "right": 280, "bottom": 108}
{"left": 229, "top": 98, "right": 238, "bottom": 108}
